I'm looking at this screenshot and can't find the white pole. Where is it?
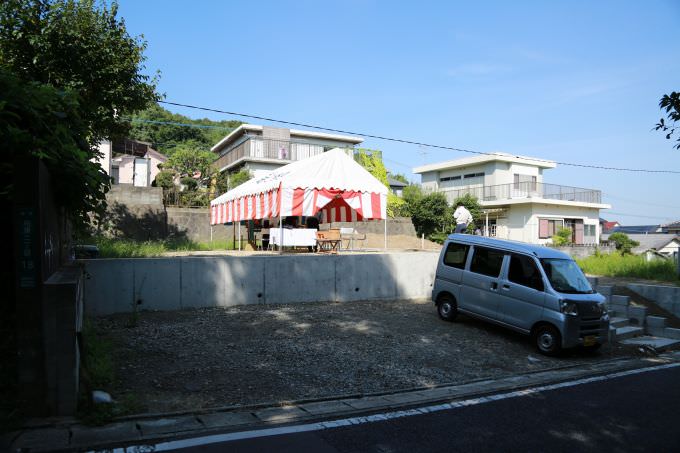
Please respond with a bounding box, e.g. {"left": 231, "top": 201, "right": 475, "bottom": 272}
{"left": 238, "top": 222, "right": 241, "bottom": 251}
{"left": 351, "top": 220, "right": 356, "bottom": 251}
{"left": 384, "top": 217, "right": 387, "bottom": 250}
{"left": 279, "top": 215, "right": 283, "bottom": 255}
{"left": 485, "top": 212, "right": 489, "bottom": 237}
{"left": 421, "top": 233, "right": 424, "bottom": 249}
{"left": 210, "top": 225, "right": 213, "bottom": 243}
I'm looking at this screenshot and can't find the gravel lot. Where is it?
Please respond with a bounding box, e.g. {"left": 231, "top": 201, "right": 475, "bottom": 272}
{"left": 95, "top": 299, "right": 632, "bottom": 414}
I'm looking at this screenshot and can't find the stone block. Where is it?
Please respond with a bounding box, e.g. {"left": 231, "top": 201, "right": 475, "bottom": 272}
{"left": 198, "top": 411, "right": 258, "bottom": 428}
{"left": 628, "top": 305, "right": 647, "bottom": 326}
{"left": 137, "top": 416, "right": 203, "bottom": 437}
{"left": 645, "top": 316, "right": 666, "bottom": 328}
{"left": 254, "top": 405, "right": 308, "bottom": 423}
{"left": 298, "top": 400, "right": 354, "bottom": 416}
{"left": 596, "top": 285, "right": 613, "bottom": 297}
{"left": 12, "top": 428, "right": 70, "bottom": 451}
{"left": 610, "top": 295, "right": 630, "bottom": 306}
{"left": 664, "top": 327, "right": 680, "bottom": 340}
{"left": 70, "top": 422, "right": 140, "bottom": 448}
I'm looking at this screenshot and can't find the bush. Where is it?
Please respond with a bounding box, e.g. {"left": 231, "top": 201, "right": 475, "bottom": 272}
{"left": 608, "top": 232, "right": 639, "bottom": 255}
{"left": 180, "top": 176, "right": 198, "bottom": 191}
{"left": 552, "top": 227, "right": 572, "bottom": 246}
{"left": 153, "top": 170, "right": 176, "bottom": 189}
{"left": 410, "top": 192, "right": 452, "bottom": 238}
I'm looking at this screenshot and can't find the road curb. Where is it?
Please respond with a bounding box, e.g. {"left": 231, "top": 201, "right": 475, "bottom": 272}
{"left": 6, "top": 352, "right": 680, "bottom": 452}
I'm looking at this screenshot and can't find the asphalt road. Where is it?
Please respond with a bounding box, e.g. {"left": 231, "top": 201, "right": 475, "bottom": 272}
{"left": 166, "top": 366, "right": 680, "bottom": 453}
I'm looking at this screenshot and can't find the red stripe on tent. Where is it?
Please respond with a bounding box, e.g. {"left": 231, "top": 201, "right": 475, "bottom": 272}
{"left": 222, "top": 203, "right": 227, "bottom": 224}
{"left": 371, "top": 193, "right": 381, "bottom": 219}
{"left": 292, "top": 188, "right": 304, "bottom": 217}
{"left": 260, "top": 193, "right": 265, "bottom": 219}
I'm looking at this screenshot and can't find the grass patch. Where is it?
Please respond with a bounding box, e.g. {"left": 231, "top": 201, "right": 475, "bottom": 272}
{"left": 577, "top": 253, "right": 680, "bottom": 284}
{"left": 94, "top": 237, "right": 236, "bottom": 258}
{"left": 78, "top": 319, "right": 145, "bottom": 425}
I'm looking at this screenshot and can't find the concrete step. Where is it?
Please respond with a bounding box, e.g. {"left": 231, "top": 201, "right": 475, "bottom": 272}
{"left": 609, "top": 316, "right": 629, "bottom": 329}
{"left": 614, "top": 326, "right": 644, "bottom": 341}
{"left": 619, "top": 336, "right": 680, "bottom": 352}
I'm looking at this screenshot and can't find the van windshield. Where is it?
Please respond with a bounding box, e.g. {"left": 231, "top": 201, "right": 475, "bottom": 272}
{"left": 539, "top": 258, "right": 594, "bottom": 294}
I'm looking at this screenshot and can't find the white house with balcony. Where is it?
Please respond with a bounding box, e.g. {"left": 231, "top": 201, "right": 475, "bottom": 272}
{"left": 212, "top": 124, "right": 364, "bottom": 178}
{"left": 413, "top": 153, "right": 611, "bottom": 245}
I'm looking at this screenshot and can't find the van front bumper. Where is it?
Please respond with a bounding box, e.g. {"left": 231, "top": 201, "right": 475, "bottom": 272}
{"left": 562, "top": 314, "right": 610, "bottom": 349}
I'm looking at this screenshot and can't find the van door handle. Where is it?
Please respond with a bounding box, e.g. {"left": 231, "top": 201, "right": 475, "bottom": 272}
{"left": 502, "top": 284, "right": 511, "bottom": 291}
{"left": 490, "top": 282, "right": 498, "bottom": 290}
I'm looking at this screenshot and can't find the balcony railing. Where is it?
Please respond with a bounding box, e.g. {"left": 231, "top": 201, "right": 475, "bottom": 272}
{"left": 438, "top": 181, "right": 602, "bottom": 204}
{"left": 214, "top": 136, "right": 355, "bottom": 170}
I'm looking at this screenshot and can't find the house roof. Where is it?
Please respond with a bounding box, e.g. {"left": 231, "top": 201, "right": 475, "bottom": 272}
{"left": 603, "top": 221, "right": 619, "bottom": 231}
{"left": 662, "top": 220, "right": 680, "bottom": 229}
{"left": 211, "top": 124, "right": 364, "bottom": 153}
{"left": 602, "top": 234, "right": 680, "bottom": 254}
{"left": 412, "top": 152, "right": 556, "bottom": 174}
{"left": 609, "top": 225, "right": 661, "bottom": 234}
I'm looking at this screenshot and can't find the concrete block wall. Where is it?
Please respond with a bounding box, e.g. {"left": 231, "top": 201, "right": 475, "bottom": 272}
{"left": 626, "top": 284, "right": 680, "bottom": 319}
{"left": 107, "top": 185, "right": 163, "bottom": 205}
{"left": 82, "top": 252, "right": 440, "bottom": 316}
{"left": 166, "top": 207, "right": 234, "bottom": 243}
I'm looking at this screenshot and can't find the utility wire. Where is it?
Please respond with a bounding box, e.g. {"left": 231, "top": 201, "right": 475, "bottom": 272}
{"left": 159, "top": 100, "right": 680, "bottom": 175}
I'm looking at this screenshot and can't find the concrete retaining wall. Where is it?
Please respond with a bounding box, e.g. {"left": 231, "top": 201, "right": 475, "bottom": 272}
{"left": 626, "top": 283, "right": 680, "bottom": 318}
{"left": 554, "top": 245, "right": 617, "bottom": 258}
{"left": 82, "top": 252, "right": 440, "bottom": 316}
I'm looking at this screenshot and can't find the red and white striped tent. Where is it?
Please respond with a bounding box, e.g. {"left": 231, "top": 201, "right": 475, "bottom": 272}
{"left": 210, "top": 148, "right": 388, "bottom": 225}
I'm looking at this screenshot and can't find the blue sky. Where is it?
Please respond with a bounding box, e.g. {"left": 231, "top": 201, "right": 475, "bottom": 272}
{"left": 117, "top": 0, "right": 680, "bottom": 226}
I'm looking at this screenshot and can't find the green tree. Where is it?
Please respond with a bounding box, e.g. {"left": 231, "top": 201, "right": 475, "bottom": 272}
{"left": 551, "top": 227, "right": 572, "bottom": 246}
{"left": 354, "top": 148, "right": 406, "bottom": 217}
{"left": 165, "top": 147, "right": 215, "bottom": 187}
{"left": 655, "top": 92, "right": 680, "bottom": 150}
{"left": 152, "top": 170, "right": 176, "bottom": 189}
{"left": 0, "top": 0, "right": 158, "bottom": 224}
{"left": 608, "top": 232, "right": 639, "bottom": 255}
{"left": 410, "top": 192, "right": 452, "bottom": 238}
{"left": 390, "top": 173, "right": 409, "bottom": 184}
{"left": 127, "top": 103, "right": 242, "bottom": 156}
{"left": 453, "top": 193, "right": 482, "bottom": 233}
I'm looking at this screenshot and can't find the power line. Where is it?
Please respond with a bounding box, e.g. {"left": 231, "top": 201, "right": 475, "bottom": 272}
{"left": 606, "top": 211, "right": 677, "bottom": 220}
{"left": 603, "top": 193, "right": 680, "bottom": 210}
{"left": 159, "top": 100, "right": 680, "bottom": 174}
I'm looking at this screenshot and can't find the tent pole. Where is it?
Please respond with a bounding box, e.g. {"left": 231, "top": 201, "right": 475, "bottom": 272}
{"left": 384, "top": 217, "right": 387, "bottom": 250}
{"left": 238, "top": 222, "right": 241, "bottom": 251}
{"left": 485, "top": 212, "right": 489, "bottom": 237}
{"left": 279, "top": 215, "right": 283, "bottom": 255}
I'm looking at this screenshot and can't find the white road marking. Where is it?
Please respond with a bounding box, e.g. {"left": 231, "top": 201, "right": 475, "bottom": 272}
{"left": 109, "top": 362, "right": 680, "bottom": 452}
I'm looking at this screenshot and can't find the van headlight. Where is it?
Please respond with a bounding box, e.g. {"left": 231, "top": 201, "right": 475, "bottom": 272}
{"left": 560, "top": 300, "right": 579, "bottom": 316}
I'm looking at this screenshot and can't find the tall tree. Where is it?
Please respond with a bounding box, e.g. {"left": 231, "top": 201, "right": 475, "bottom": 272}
{"left": 0, "top": 0, "right": 158, "bottom": 223}
{"left": 655, "top": 92, "right": 680, "bottom": 150}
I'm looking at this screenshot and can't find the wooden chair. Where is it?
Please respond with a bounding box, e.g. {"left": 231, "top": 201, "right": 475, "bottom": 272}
{"left": 316, "top": 229, "right": 341, "bottom": 254}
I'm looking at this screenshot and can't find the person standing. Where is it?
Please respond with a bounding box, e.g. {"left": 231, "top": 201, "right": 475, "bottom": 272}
{"left": 453, "top": 202, "right": 473, "bottom": 234}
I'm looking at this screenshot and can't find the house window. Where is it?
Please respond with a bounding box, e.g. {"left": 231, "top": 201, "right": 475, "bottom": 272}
{"left": 539, "top": 218, "right": 564, "bottom": 239}
{"left": 464, "top": 172, "right": 484, "bottom": 179}
{"left": 584, "top": 224, "right": 596, "bottom": 238}
{"left": 514, "top": 174, "right": 537, "bottom": 190}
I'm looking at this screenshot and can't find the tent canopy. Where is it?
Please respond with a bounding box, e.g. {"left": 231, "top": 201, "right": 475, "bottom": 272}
{"left": 210, "top": 148, "right": 388, "bottom": 225}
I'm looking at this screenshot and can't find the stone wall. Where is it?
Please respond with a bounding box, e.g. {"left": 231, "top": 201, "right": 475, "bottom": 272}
{"left": 167, "top": 207, "right": 234, "bottom": 242}
{"left": 552, "top": 245, "right": 617, "bottom": 258}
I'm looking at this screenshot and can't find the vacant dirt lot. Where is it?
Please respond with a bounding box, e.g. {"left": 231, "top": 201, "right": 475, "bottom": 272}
{"left": 95, "top": 299, "right": 633, "bottom": 414}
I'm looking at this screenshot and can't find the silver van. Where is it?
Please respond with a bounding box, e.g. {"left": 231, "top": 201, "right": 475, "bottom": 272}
{"left": 432, "top": 234, "right": 609, "bottom": 355}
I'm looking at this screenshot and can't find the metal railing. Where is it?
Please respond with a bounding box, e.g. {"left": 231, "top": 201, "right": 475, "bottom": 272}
{"left": 214, "top": 136, "right": 355, "bottom": 170}
{"left": 439, "top": 181, "right": 602, "bottom": 204}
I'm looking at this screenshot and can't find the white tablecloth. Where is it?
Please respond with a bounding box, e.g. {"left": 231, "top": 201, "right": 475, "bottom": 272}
{"left": 270, "top": 228, "right": 317, "bottom": 247}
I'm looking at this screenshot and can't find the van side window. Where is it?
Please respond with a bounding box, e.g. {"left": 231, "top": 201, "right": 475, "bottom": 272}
{"left": 444, "top": 242, "right": 469, "bottom": 269}
{"left": 469, "top": 247, "right": 505, "bottom": 277}
{"left": 508, "top": 254, "right": 544, "bottom": 291}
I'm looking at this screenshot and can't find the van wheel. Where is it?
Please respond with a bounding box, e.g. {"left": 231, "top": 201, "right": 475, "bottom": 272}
{"left": 437, "top": 295, "right": 457, "bottom": 322}
{"left": 535, "top": 325, "right": 561, "bottom": 356}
